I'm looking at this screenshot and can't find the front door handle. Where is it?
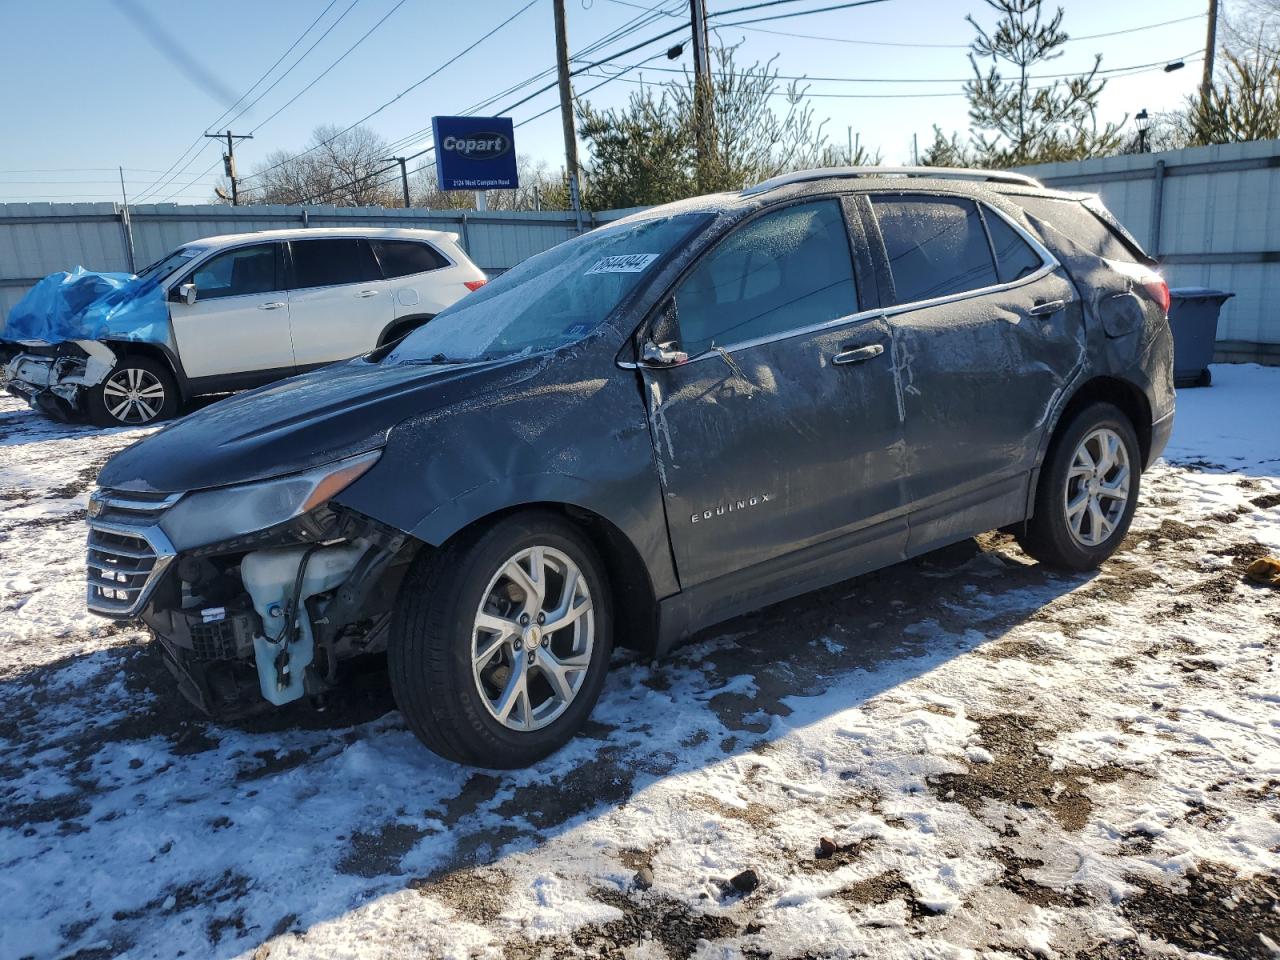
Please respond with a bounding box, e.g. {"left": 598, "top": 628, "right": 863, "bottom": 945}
{"left": 259, "top": 301, "right": 286, "bottom": 310}
{"left": 355, "top": 290, "right": 379, "bottom": 298}
{"left": 833, "top": 343, "right": 885, "bottom": 366}
{"left": 1028, "top": 298, "right": 1070, "bottom": 317}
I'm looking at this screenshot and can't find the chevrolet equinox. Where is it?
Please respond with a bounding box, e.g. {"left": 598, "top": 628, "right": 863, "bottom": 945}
{"left": 86, "top": 168, "right": 1174, "bottom": 768}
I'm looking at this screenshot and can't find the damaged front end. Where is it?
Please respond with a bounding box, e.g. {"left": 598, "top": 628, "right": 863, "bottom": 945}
{"left": 86, "top": 452, "right": 416, "bottom": 718}
{"left": 1, "top": 339, "right": 117, "bottom": 421}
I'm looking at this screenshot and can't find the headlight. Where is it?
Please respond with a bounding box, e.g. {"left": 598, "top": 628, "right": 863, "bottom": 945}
{"left": 158, "top": 451, "right": 381, "bottom": 551}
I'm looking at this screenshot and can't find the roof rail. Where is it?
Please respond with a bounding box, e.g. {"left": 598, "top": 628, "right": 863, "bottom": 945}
{"left": 741, "top": 166, "right": 1042, "bottom": 196}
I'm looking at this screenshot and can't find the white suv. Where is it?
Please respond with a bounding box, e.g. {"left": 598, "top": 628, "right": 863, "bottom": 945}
{"left": 2, "top": 227, "right": 487, "bottom": 426}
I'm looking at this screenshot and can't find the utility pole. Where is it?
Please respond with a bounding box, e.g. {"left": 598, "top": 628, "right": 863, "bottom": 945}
{"left": 1201, "top": 0, "right": 1219, "bottom": 103}
{"left": 117, "top": 166, "right": 136, "bottom": 273}
{"left": 552, "top": 0, "right": 584, "bottom": 230}
{"left": 382, "top": 156, "right": 411, "bottom": 208}
{"left": 689, "top": 0, "right": 712, "bottom": 183}
{"left": 205, "top": 130, "right": 252, "bottom": 206}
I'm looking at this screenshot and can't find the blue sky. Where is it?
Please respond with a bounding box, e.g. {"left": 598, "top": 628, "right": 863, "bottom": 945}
{"left": 0, "top": 0, "right": 1208, "bottom": 204}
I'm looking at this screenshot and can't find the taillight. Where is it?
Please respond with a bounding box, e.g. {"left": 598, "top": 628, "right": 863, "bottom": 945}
{"left": 1106, "top": 259, "right": 1170, "bottom": 316}
{"left": 464, "top": 279, "right": 487, "bottom": 292}
{"left": 1144, "top": 276, "right": 1171, "bottom": 315}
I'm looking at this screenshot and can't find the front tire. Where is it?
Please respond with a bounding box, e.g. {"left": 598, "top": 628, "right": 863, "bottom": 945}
{"left": 86, "top": 355, "right": 179, "bottom": 427}
{"left": 389, "top": 511, "right": 613, "bottom": 768}
{"left": 1017, "top": 401, "right": 1141, "bottom": 571}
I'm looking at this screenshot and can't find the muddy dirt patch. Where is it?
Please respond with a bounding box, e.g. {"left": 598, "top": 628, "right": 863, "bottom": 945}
{"left": 927, "top": 713, "right": 1132, "bottom": 831}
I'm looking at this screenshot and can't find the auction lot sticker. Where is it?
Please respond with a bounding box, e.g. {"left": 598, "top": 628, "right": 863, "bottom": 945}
{"left": 585, "top": 253, "right": 659, "bottom": 275}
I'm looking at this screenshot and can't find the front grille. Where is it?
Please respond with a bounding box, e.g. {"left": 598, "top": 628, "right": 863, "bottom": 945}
{"left": 86, "top": 489, "right": 181, "bottom": 618}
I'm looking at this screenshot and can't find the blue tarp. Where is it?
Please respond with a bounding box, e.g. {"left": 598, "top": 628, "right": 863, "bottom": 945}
{"left": 2, "top": 267, "right": 169, "bottom": 345}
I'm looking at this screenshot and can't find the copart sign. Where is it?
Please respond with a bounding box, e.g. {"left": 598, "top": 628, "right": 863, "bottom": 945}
{"left": 432, "top": 115, "right": 519, "bottom": 191}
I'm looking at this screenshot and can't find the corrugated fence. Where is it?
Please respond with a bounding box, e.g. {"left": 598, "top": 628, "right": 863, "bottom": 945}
{"left": 1019, "top": 139, "right": 1280, "bottom": 362}
{"left": 3, "top": 141, "right": 1278, "bottom": 360}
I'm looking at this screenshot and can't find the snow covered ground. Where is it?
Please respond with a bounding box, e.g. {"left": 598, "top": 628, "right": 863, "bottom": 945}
{"left": 1, "top": 365, "right": 1278, "bottom": 960}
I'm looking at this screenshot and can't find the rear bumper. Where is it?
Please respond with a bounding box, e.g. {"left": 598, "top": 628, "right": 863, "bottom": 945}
{"left": 1149, "top": 409, "right": 1174, "bottom": 468}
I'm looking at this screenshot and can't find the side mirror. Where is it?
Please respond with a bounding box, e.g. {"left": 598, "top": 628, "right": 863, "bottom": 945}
{"left": 641, "top": 340, "right": 689, "bottom": 366}
{"left": 178, "top": 283, "right": 197, "bottom": 306}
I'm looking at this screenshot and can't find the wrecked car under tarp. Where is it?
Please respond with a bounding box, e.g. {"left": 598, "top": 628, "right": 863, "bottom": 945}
{"left": 1, "top": 267, "right": 176, "bottom": 421}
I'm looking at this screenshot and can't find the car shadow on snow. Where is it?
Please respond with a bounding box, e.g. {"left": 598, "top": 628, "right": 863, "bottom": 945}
{"left": 0, "top": 530, "right": 1098, "bottom": 959}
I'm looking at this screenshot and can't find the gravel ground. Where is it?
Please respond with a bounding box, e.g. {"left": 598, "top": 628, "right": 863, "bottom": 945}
{"left": 0, "top": 365, "right": 1277, "bottom": 960}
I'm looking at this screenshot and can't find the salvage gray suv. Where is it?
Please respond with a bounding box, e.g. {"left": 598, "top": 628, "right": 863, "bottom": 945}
{"left": 87, "top": 167, "right": 1174, "bottom": 768}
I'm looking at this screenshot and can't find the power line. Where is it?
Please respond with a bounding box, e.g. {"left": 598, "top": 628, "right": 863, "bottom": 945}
{"left": 714, "top": 0, "right": 892, "bottom": 29}
{"left": 238, "top": 0, "right": 541, "bottom": 187}
{"left": 132, "top": 0, "right": 354, "bottom": 202}
{"left": 608, "top": 0, "right": 1205, "bottom": 50}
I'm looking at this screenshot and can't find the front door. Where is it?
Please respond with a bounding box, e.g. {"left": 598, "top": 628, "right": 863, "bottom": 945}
{"left": 640, "top": 198, "right": 909, "bottom": 596}
{"left": 286, "top": 238, "right": 393, "bottom": 368}
{"left": 170, "top": 242, "right": 294, "bottom": 380}
{"left": 862, "top": 194, "right": 1085, "bottom": 552}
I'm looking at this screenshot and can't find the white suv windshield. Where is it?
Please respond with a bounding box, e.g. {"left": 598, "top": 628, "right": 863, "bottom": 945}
{"left": 136, "top": 246, "right": 205, "bottom": 283}
{"left": 385, "top": 213, "right": 710, "bottom": 364}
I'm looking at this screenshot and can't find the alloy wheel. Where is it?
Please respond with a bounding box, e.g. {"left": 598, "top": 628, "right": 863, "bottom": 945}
{"left": 471, "top": 545, "right": 594, "bottom": 732}
{"left": 101, "top": 368, "right": 165, "bottom": 424}
{"left": 1063, "top": 426, "right": 1131, "bottom": 547}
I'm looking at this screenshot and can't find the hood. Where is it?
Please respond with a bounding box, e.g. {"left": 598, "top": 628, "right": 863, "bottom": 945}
{"left": 97, "top": 355, "right": 533, "bottom": 493}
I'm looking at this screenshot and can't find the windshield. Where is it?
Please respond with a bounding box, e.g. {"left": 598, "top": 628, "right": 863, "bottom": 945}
{"left": 136, "top": 246, "right": 206, "bottom": 284}
{"left": 385, "top": 213, "right": 710, "bottom": 364}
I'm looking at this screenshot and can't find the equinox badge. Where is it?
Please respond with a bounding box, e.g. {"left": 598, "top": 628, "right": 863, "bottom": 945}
{"left": 691, "top": 493, "right": 773, "bottom": 524}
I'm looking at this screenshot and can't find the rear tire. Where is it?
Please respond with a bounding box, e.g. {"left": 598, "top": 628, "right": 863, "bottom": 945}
{"left": 1016, "top": 401, "right": 1141, "bottom": 571}
{"left": 86, "top": 355, "right": 179, "bottom": 427}
{"left": 389, "top": 511, "right": 613, "bottom": 768}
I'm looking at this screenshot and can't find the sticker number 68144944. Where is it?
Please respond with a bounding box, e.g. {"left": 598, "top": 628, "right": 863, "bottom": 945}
{"left": 585, "top": 253, "right": 659, "bottom": 275}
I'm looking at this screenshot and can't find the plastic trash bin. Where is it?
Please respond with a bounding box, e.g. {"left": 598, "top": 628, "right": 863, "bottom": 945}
{"left": 1167, "top": 287, "right": 1233, "bottom": 388}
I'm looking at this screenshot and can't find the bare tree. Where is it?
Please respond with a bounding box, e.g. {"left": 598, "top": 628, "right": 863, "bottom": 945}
{"left": 245, "top": 125, "right": 401, "bottom": 206}
{"left": 1190, "top": 46, "right": 1280, "bottom": 143}
{"left": 411, "top": 155, "right": 570, "bottom": 211}
{"left": 576, "top": 44, "right": 843, "bottom": 209}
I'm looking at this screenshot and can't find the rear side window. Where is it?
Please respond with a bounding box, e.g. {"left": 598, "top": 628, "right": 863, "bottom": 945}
{"left": 675, "top": 199, "right": 858, "bottom": 355}
{"left": 871, "top": 196, "right": 997, "bottom": 305}
{"left": 1013, "top": 196, "right": 1144, "bottom": 263}
{"left": 372, "top": 239, "right": 449, "bottom": 279}
{"left": 982, "top": 207, "right": 1044, "bottom": 283}
{"left": 189, "top": 244, "right": 278, "bottom": 300}
{"left": 289, "top": 238, "right": 380, "bottom": 289}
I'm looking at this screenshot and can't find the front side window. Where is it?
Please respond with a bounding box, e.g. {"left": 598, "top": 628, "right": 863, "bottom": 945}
{"left": 871, "top": 196, "right": 997, "bottom": 305}
{"left": 674, "top": 200, "right": 858, "bottom": 355}
{"left": 372, "top": 239, "right": 449, "bottom": 278}
{"left": 290, "top": 238, "right": 380, "bottom": 289}
{"left": 386, "top": 213, "right": 710, "bottom": 364}
{"left": 188, "top": 244, "right": 277, "bottom": 300}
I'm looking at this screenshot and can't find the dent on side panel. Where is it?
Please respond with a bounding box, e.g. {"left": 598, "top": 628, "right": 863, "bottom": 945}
{"left": 337, "top": 352, "right": 681, "bottom": 600}
{"left": 1021, "top": 212, "right": 1176, "bottom": 429}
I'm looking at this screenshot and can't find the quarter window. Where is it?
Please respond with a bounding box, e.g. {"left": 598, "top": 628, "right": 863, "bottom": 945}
{"left": 371, "top": 239, "right": 449, "bottom": 278}
{"left": 675, "top": 200, "right": 858, "bottom": 355}
{"left": 982, "top": 207, "right": 1044, "bottom": 283}
{"left": 188, "top": 244, "right": 278, "bottom": 300}
{"left": 871, "top": 196, "right": 997, "bottom": 305}
{"left": 289, "top": 238, "right": 380, "bottom": 289}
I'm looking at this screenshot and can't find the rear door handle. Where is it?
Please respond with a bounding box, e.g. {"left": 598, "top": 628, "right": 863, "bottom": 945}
{"left": 355, "top": 289, "right": 379, "bottom": 298}
{"left": 833, "top": 343, "right": 885, "bottom": 366}
{"left": 1028, "top": 298, "right": 1070, "bottom": 317}
{"left": 259, "top": 301, "right": 286, "bottom": 310}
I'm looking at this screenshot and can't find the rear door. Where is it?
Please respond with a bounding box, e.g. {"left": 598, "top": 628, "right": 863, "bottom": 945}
{"left": 170, "top": 242, "right": 293, "bottom": 380}
{"left": 286, "top": 238, "right": 392, "bottom": 368}
{"left": 640, "top": 197, "right": 909, "bottom": 596}
{"left": 860, "top": 193, "right": 1084, "bottom": 552}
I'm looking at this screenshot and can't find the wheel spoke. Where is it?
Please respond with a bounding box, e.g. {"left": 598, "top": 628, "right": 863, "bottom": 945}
{"left": 1098, "top": 466, "right": 1129, "bottom": 500}
{"left": 137, "top": 384, "right": 164, "bottom": 399}
{"left": 544, "top": 596, "right": 592, "bottom": 635}
{"left": 1087, "top": 498, "right": 1110, "bottom": 543}
{"left": 503, "top": 558, "right": 542, "bottom": 610}
{"left": 534, "top": 647, "right": 576, "bottom": 703}
{"left": 107, "top": 396, "right": 130, "bottom": 417}
{"left": 493, "top": 657, "right": 528, "bottom": 727}
{"left": 1065, "top": 489, "right": 1090, "bottom": 518}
